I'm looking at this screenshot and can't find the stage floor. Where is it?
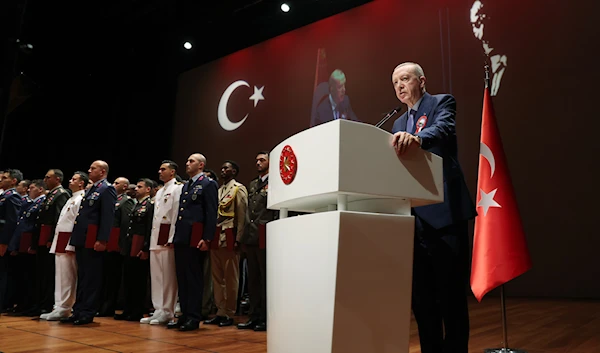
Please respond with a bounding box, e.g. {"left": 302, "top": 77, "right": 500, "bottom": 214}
{"left": 0, "top": 298, "right": 598, "bottom": 353}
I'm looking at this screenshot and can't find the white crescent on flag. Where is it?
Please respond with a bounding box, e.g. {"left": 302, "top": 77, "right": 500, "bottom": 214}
{"left": 479, "top": 142, "right": 496, "bottom": 178}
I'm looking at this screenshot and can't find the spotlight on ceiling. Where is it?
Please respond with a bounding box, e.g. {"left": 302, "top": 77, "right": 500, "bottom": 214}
{"left": 281, "top": 3, "right": 290, "bottom": 12}
{"left": 183, "top": 41, "right": 192, "bottom": 50}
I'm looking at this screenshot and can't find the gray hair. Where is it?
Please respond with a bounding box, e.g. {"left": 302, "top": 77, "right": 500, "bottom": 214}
{"left": 393, "top": 62, "right": 426, "bottom": 92}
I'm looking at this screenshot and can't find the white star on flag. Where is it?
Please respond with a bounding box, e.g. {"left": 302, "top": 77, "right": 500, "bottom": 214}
{"left": 477, "top": 188, "right": 501, "bottom": 216}
{"left": 249, "top": 86, "right": 265, "bottom": 107}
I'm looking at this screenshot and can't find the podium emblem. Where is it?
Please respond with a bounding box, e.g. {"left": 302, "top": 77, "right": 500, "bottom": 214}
{"left": 279, "top": 145, "right": 297, "bottom": 185}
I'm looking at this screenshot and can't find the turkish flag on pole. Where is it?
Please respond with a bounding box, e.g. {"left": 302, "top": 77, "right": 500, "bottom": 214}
{"left": 470, "top": 86, "right": 532, "bottom": 302}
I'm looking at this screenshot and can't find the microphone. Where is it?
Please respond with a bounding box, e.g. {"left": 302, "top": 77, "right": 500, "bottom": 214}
{"left": 375, "top": 105, "right": 403, "bottom": 128}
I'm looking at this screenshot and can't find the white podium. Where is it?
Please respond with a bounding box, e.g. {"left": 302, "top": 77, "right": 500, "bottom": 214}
{"left": 266, "top": 120, "right": 443, "bottom": 353}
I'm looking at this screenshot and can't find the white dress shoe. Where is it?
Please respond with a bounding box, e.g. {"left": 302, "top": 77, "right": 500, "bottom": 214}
{"left": 149, "top": 312, "right": 172, "bottom": 325}
{"left": 140, "top": 316, "right": 153, "bottom": 324}
{"left": 46, "top": 310, "right": 70, "bottom": 321}
{"left": 140, "top": 310, "right": 163, "bottom": 324}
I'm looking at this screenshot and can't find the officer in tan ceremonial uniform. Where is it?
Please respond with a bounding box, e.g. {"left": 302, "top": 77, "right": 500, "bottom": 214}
{"left": 204, "top": 160, "right": 247, "bottom": 327}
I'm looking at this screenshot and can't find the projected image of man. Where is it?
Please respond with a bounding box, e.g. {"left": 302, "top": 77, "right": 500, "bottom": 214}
{"left": 312, "top": 69, "right": 359, "bottom": 127}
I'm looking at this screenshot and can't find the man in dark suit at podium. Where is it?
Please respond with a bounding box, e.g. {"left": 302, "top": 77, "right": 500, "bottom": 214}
{"left": 311, "top": 69, "right": 360, "bottom": 127}
{"left": 390, "top": 62, "right": 477, "bottom": 353}
{"left": 61, "top": 160, "right": 116, "bottom": 325}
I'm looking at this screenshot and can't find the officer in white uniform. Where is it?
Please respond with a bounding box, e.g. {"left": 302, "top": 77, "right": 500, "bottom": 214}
{"left": 40, "top": 171, "right": 88, "bottom": 321}
{"left": 141, "top": 160, "right": 182, "bottom": 325}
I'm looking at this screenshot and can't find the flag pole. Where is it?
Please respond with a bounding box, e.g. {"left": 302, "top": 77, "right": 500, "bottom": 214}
{"left": 483, "top": 285, "right": 526, "bottom": 353}
{"left": 482, "top": 63, "right": 527, "bottom": 353}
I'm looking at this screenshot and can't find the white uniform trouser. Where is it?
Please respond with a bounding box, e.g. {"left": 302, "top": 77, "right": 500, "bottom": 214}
{"left": 54, "top": 253, "right": 77, "bottom": 311}
{"left": 150, "top": 248, "right": 178, "bottom": 317}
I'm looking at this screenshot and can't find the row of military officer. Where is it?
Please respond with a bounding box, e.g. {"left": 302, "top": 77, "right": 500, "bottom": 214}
{"left": 0, "top": 150, "right": 274, "bottom": 332}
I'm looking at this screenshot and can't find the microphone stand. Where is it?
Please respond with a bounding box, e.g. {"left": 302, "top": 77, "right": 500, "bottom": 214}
{"left": 375, "top": 106, "right": 402, "bottom": 128}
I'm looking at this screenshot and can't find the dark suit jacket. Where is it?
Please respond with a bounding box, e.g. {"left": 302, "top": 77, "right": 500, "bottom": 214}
{"left": 70, "top": 179, "right": 117, "bottom": 247}
{"left": 9, "top": 195, "right": 46, "bottom": 252}
{"left": 0, "top": 188, "right": 24, "bottom": 247}
{"left": 173, "top": 174, "right": 218, "bottom": 246}
{"left": 392, "top": 93, "right": 476, "bottom": 230}
{"left": 34, "top": 185, "right": 70, "bottom": 247}
{"left": 312, "top": 95, "right": 360, "bottom": 127}
{"left": 122, "top": 196, "right": 153, "bottom": 255}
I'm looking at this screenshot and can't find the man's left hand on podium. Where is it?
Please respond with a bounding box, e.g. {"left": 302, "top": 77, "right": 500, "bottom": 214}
{"left": 391, "top": 131, "right": 421, "bottom": 156}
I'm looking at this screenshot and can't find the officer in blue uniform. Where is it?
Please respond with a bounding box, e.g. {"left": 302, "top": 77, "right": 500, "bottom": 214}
{"left": 8, "top": 180, "right": 46, "bottom": 314}
{"left": 167, "top": 153, "right": 218, "bottom": 331}
{"left": 0, "top": 169, "right": 24, "bottom": 312}
{"left": 60, "top": 160, "right": 116, "bottom": 325}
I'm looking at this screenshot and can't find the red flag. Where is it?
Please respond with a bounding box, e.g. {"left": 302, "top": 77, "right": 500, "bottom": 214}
{"left": 470, "top": 86, "right": 532, "bottom": 302}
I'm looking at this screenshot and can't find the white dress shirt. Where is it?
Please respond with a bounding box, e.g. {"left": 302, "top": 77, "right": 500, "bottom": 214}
{"left": 149, "top": 178, "right": 183, "bottom": 251}
{"left": 50, "top": 189, "right": 85, "bottom": 254}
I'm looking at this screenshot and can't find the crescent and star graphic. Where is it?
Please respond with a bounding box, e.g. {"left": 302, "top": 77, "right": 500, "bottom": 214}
{"left": 477, "top": 141, "right": 501, "bottom": 216}
{"left": 218, "top": 80, "right": 265, "bottom": 131}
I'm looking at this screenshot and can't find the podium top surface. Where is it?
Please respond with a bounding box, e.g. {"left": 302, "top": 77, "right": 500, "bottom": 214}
{"left": 267, "top": 120, "right": 443, "bottom": 212}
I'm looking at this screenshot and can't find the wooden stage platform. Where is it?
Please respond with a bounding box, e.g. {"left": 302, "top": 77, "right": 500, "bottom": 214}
{"left": 0, "top": 298, "right": 598, "bottom": 353}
